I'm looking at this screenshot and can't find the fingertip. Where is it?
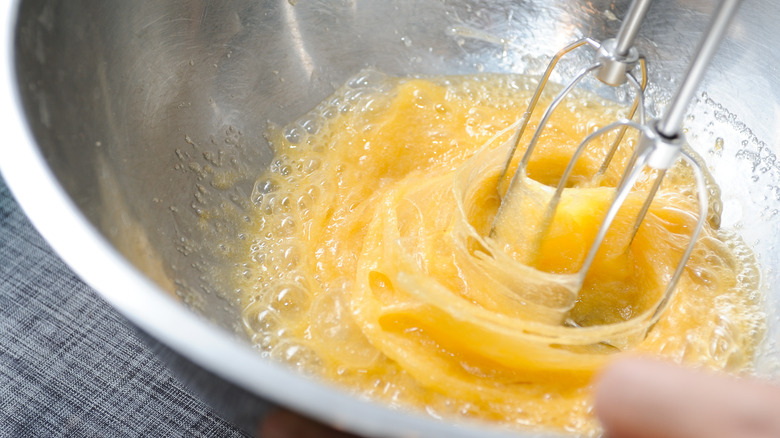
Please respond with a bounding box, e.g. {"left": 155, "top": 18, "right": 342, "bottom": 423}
{"left": 258, "top": 409, "right": 291, "bottom": 438}
{"left": 594, "top": 357, "right": 682, "bottom": 438}
{"left": 594, "top": 357, "right": 652, "bottom": 415}
{"left": 257, "top": 409, "right": 360, "bottom": 438}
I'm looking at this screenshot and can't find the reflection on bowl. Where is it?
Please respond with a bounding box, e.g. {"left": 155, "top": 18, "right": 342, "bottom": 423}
{"left": 5, "top": 1, "right": 780, "bottom": 437}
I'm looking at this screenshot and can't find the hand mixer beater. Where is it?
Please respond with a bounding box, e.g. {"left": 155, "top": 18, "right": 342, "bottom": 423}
{"left": 492, "top": 0, "right": 742, "bottom": 327}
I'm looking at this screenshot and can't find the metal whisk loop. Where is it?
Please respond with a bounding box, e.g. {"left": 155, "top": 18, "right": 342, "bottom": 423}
{"left": 516, "top": 61, "right": 603, "bottom": 171}
{"left": 649, "top": 150, "right": 709, "bottom": 322}
{"left": 522, "top": 69, "right": 647, "bottom": 186}
{"left": 499, "top": 38, "right": 648, "bottom": 185}
{"left": 574, "top": 121, "right": 705, "bottom": 288}
{"left": 596, "top": 59, "right": 648, "bottom": 176}
{"left": 499, "top": 37, "right": 600, "bottom": 183}
{"left": 565, "top": 123, "right": 710, "bottom": 331}
{"left": 523, "top": 119, "right": 646, "bottom": 271}
{"left": 519, "top": 115, "right": 709, "bottom": 307}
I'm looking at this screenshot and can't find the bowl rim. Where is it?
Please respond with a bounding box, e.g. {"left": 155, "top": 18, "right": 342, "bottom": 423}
{"left": 0, "top": 2, "right": 562, "bottom": 437}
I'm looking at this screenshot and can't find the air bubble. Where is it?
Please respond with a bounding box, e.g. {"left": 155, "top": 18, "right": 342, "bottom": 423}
{"left": 347, "top": 69, "right": 387, "bottom": 89}
{"left": 709, "top": 326, "right": 735, "bottom": 364}
{"left": 287, "top": 272, "right": 310, "bottom": 289}
{"left": 297, "top": 193, "right": 313, "bottom": 219}
{"left": 279, "top": 196, "right": 292, "bottom": 212}
{"left": 303, "top": 158, "right": 321, "bottom": 174}
{"left": 284, "top": 126, "right": 304, "bottom": 144}
{"left": 306, "top": 185, "right": 321, "bottom": 200}
{"left": 244, "top": 305, "right": 280, "bottom": 334}
{"left": 282, "top": 245, "right": 301, "bottom": 270}
{"left": 254, "top": 217, "right": 267, "bottom": 234}
{"left": 703, "top": 253, "right": 726, "bottom": 269}
{"left": 269, "top": 283, "right": 309, "bottom": 320}
{"left": 311, "top": 288, "right": 380, "bottom": 367}
{"left": 251, "top": 178, "right": 279, "bottom": 205}
{"left": 271, "top": 340, "right": 322, "bottom": 371}
{"left": 300, "top": 118, "right": 319, "bottom": 135}
{"left": 345, "top": 89, "right": 364, "bottom": 103}
{"left": 279, "top": 216, "right": 296, "bottom": 236}
{"left": 259, "top": 194, "right": 277, "bottom": 215}
{"left": 360, "top": 98, "right": 378, "bottom": 114}
{"left": 690, "top": 266, "right": 717, "bottom": 287}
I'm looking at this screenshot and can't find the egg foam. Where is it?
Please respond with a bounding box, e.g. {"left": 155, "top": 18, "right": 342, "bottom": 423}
{"left": 232, "top": 70, "right": 764, "bottom": 436}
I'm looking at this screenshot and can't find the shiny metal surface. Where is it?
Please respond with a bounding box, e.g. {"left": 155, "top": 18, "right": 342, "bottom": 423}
{"left": 595, "top": 0, "right": 650, "bottom": 85}
{"left": 3, "top": 0, "right": 780, "bottom": 437}
{"left": 493, "top": 0, "right": 654, "bottom": 299}
{"left": 615, "top": 0, "right": 653, "bottom": 55}
{"left": 658, "top": 0, "right": 742, "bottom": 137}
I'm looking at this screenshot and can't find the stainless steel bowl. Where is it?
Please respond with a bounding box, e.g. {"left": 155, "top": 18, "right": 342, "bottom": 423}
{"left": 3, "top": 1, "right": 780, "bottom": 436}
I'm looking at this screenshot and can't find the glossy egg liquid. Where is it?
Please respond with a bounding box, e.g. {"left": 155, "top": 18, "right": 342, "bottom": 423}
{"left": 232, "top": 70, "right": 764, "bottom": 436}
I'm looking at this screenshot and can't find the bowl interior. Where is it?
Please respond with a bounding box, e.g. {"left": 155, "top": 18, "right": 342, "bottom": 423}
{"left": 12, "top": 0, "right": 780, "bottom": 433}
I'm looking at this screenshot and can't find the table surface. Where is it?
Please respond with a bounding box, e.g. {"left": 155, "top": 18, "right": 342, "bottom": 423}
{"left": 0, "top": 175, "right": 249, "bottom": 437}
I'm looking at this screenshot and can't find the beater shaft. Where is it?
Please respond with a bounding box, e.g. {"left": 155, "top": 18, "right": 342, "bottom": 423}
{"left": 597, "top": 0, "right": 653, "bottom": 86}
{"left": 615, "top": 0, "right": 653, "bottom": 56}
{"left": 657, "top": 0, "right": 742, "bottom": 140}
{"left": 575, "top": 0, "right": 743, "bottom": 288}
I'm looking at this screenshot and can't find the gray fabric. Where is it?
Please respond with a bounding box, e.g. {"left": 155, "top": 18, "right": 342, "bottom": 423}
{"left": 0, "top": 176, "right": 249, "bottom": 438}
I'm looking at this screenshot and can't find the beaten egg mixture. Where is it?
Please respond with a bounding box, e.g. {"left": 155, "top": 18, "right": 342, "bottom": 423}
{"left": 234, "top": 70, "right": 763, "bottom": 435}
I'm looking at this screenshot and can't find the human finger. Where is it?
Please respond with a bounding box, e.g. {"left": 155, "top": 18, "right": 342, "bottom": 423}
{"left": 258, "top": 408, "right": 361, "bottom": 438}
{"left": 595, "top": 358, "right": 780, "bottom": 438}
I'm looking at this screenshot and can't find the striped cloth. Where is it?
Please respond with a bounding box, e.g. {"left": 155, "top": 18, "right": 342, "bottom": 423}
{"left": 0, "top": 175, "right": 250, "bottom": 437}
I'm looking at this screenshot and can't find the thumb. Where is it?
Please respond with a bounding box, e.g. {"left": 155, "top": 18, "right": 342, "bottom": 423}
{"left": 595, "top": 358, "right": 780, "bottom": 438}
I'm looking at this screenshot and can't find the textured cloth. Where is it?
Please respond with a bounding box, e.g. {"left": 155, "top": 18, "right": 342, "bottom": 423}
{"left": 0, "top": 175, "right": 249, "bottom": 438}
